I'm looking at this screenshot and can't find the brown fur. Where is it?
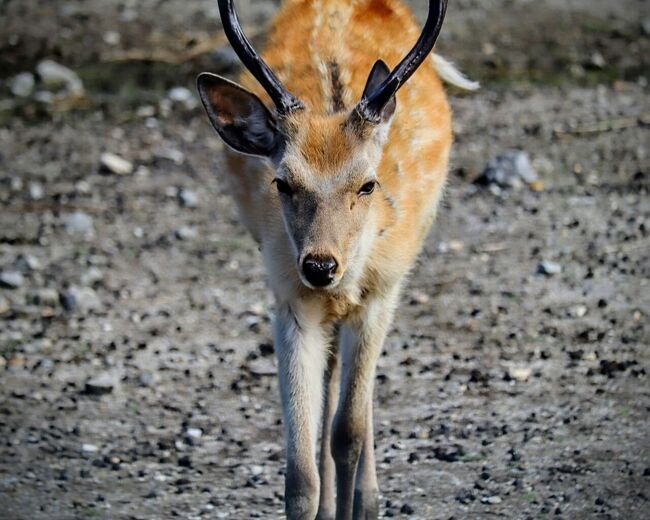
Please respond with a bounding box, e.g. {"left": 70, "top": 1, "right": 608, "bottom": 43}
{"left": 228, "top": 0, "right": 451, "bottom": 319}
{"left": 201, "top": 1, "right": 456, "bottom": 518}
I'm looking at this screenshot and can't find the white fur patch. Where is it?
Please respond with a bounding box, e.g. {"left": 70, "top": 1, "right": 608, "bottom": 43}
{"left": 432, "top": 54, "right": 480, "bottom": 91}
{"left": 274, "top": 300, "right": 328, "bottom": 456}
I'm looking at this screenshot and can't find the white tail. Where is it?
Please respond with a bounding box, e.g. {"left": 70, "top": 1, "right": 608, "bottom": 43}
{"left": 433, "top": 53, "right": 480, "bottom": 91}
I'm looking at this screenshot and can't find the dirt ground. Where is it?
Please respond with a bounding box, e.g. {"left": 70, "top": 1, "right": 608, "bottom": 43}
{"left": 1, "top": 0, "right": 649, "bottom": 519}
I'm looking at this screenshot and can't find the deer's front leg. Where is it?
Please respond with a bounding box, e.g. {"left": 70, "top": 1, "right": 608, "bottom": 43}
{"left": 353, "top": 399, "right": 379, "bottom": 520}
{"left": 274, "top": 301, "right": 329, "bottom": 519}
{"left": 332, "top": 290, "right": 399, "bottom": 520}
{"left": 317, "top": 349, "right": 340, "bottom": 520}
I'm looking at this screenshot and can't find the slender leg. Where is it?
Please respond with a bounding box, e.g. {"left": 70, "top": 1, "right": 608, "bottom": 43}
{"left": 317, "top": 347, "right": 340, "bottom": 520}
{"left": 353, "top": 399, "right": 379, "bottom": 519}
{"left": 274, "top": 300, "right": 329, "bottom": 519}
{"left": 332, "top": 288, "right": 400, "bottom": 520}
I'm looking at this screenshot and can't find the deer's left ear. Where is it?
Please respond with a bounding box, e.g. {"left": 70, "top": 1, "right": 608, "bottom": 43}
{"left": 197, "top": 72, "right": 282, "bottom": 157}
{"left": 361, "top": 60, "right": 396, "bottom": 123}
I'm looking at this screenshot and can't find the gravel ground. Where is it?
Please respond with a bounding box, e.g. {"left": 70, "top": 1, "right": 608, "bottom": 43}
{"left": 1, "top": 1, "right": 649, "bottom": 519}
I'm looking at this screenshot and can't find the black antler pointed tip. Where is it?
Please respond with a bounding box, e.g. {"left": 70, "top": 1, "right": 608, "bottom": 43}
{"left": 359, "top": 0, "right": 449, "bottom": 122}
{"left": 217, "top": 0, "right": 303, "bottom": 115}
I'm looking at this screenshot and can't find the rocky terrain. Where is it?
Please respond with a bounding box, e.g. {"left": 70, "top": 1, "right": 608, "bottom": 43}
{"left": 1, "top": 0, "right": 649, "bottom": 518}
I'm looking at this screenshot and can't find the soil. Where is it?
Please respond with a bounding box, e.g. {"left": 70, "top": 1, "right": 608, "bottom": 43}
{"left": 1, "top": 1, "right": 649, "bottom": 519}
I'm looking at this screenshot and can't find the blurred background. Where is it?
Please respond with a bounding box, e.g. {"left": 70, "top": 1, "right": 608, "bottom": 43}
{"left": 1, "top": 0, "right": 649, "bottom": 518}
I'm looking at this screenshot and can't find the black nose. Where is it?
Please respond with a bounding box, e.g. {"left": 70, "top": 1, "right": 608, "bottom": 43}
{"left": 302, "top": 254, "right": 338, "bottom": 287}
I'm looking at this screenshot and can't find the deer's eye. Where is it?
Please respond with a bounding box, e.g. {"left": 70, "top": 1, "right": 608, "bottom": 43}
{"left": 358, "top": 181, "right": 377, "bottom": 196}
{"left": 273, "top": 178, "right": 294, "bottom": 196}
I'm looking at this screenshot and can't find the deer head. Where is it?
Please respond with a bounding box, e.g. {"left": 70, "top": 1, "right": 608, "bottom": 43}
{"left": 198, "top": 0, "right": 447, "bottom": 290}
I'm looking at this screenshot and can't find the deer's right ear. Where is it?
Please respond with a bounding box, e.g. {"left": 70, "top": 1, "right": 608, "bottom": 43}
{"left": 197, "top": 73, "right": 281, "bottom": 157}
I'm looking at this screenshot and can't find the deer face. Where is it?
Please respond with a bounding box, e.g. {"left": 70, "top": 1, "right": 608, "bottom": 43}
{"left": 199, "top": 0, "right": 447, "bottom": 289}
{"left": 197, "top": 65, "right": 395, "bottom": 290}
{"left": 273, "top": 111, "right": 391, "bottom": 289}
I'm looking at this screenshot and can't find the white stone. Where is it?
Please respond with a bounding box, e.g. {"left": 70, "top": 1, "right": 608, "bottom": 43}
{"left": 63, "top": 211, "right": 94, "bottom": 235}
{"left": 569, "top": 304, "right": 588, "bottom": 318}
{"left": 538, "top": 261, "right": 562, "bottom": 276}
{"left": 15, "top": 254, "right": 41, "bottom": 272}
{"left": 168, "top": 86, "right": 198, "bottom": 109}
{"left": 510, "top": 367, "right": 532, "bottom": 381}
{"left": 36, "top": 288, "right": 59, "bottom": 306}
{"left": 103, "top": 31, "right": 121, "bottom": 45}
{"left": 0, "top": 271, "right": 24, "bottom": 289}
{"left": 186, "top": 428, "right": 203, "bottom": 439}
{"left": 81, "top": 267, "right": 104, "bottom": 286}
{"left": 179, "top": 188, "right": 199, "bottom": 208}
{"left": 36, "top": 60, "right": 84, "bottom": 94}
{"left": 175, "top": 226, "right": 198, "bottom": 240}
{"left": 136, "top": 105, "right": 156, "bottom": 118}
{"left": 100, "top": 152, "right": 133, "bottom": 175}
{"left": 10, "top": 72, "right": 35, "bottom": 98}
{"left": 482, "top": 495, "right": 502, "bottom": 505}
{"left": 66, "top": 286, "right": 101, "bottom": 312}
{"left": 28, "top": 182, "right": 44, "bottom": 200}
{"left": 168, "top": 86, "right": 193, "bottom": 102}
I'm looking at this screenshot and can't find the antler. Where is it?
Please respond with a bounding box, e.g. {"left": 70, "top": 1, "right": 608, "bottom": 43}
{"left": 357, "top": 0, "right": 448, "bottom": 122}
{"left": 217, "top": 0, "right": 304, "bottom": 115}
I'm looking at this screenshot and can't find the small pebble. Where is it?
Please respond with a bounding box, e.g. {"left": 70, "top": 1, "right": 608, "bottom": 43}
{"left": 0, "top": 270, "right": 24, "bottom": 289}
{"left": 156, "top": 147, "right": 185, "bottom": 164}
{"left": 186, "top": 428, "right": 203, "bottom": 440}
{"left": 590, "top": 52, "right": 605, "bottom": 68}
{"left": 175, "top": 226, "right": 198, "bottom": 240}
{"left": 168, "top": 86, "right": 198, "bottom": 109}
{"left": 449, "top": 239, "right": 464, "bottom": 252}
{"left": 481, "top": 495, "right": 502, "bottom": 505}
{"left": 80, "top": 267, "right": 104, "bottom": 286}
{"left": 84, "top": 374, "right": 115, "bottom": 396}
{"left": 36, "top": 59, "right": 84, "bottom": 95}
{"left": 569, "top": 304, "right": 587, "bottom": 318}
{"left": 103, "top": 31, "right": 121, "bottom": 45}
{"left": 28, "top": 182, "right": 44, "bottom": 201}
{"left": 11, "top": 177, "right": 24, "bottom": 191}
{"left": 538, "top": 261, "right": 562, "bottom": 276}
{"left": 179, "top": 188, "right": 199, "bottom": 208}
{"left": 136, "top": 105, "right": 156, "bottom": 118}
{"left": 15, "top": 254, "right": 41, "bottom": 272}
{"left": 510, "top": 367, "right": 532, "bottom": 381}
{"left": 35, "top": 288, "right": 59, "bottom": 306}
{"left": 10, "top": 72, "right": 35, "bottom": 98}
{"left": 100, "top": 152, "right": 134, "bottom": 175}
{"left": 410, "top": 290, "right": 430, "bottom": 305}
{"left": 168, "top": 86, "right": 193, "bottom": 103}
{"left": 63, "top": 211, "right": 94, "bottom": 235}
{"left": 61, "top": 286, "right": 101, "bottom": 313}
{"left": 477, "top": 150, "right": 539, "bottom": 189}
{"left": 139, "top": 371, "right": 154, "bottom": 387}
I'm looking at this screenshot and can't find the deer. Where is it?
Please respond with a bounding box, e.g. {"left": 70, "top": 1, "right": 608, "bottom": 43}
{"left": 196, "top": 0, "right": 477, "bottom": 518}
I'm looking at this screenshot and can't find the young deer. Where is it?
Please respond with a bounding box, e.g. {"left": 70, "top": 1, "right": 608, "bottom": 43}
{"left": 197, "top": 1, "right": 476, "bottom": 518}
